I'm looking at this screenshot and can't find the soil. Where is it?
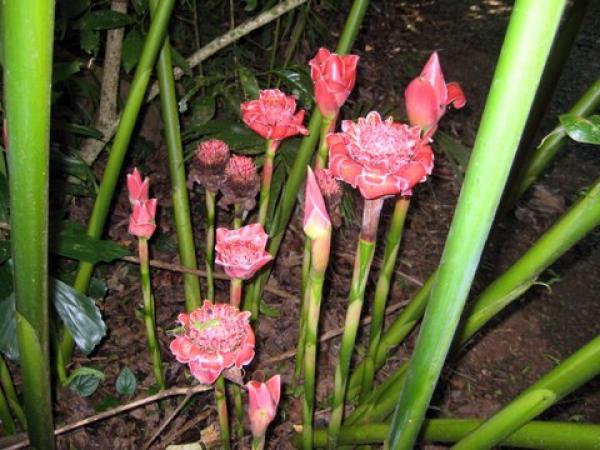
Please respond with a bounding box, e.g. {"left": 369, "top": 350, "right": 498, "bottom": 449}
{"left": 4, "top": 1, "right": 600, "bottom": 449}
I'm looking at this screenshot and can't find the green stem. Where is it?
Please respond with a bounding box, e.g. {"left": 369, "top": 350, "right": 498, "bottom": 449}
{"left": 361, "top": 197, "right": 409, "bottom": 400}
{"left": 252, "top": 435, "right": 266, "bottom": 450}
{"left": 0, "top": 385, "right": 15, "bottom": 435}
{"left": 150, "top": 0, "right": 202, "bottom": 311}
{"left": 215, "top": 376, "right": 231, "bottom": 450}
{"left": 258, "top": 139, "right": 278, "bottom": 227}
{"left": 386, "top": 2, "right": 566, "bottom": 448}
{"left": 205, "top": 190, "right": 216, "bottom": 301}
{"left": 303, "top": 234, "right": 331, "bottom": 449}
{"left": 233, "top": 203, "right": 243, "bottom": 229}
{"left": 309, "top": 419, "right": 600, "bottom": 449}
{"left": 0, "top": 356, "right": 25, "bottom": 429}
{"left": 233, "top": 384, "right": 244, "bottom": 440}
{"left": 314, "top": 117, "right": 335, "bottom": 169}
{"left": 139, "top": 238, "right": 165, "bottom": 390}
{"left": 58, "top": 0, "right": 177, "bottom": 379}
{"left": 4, "top": 0, "right": 55, "bottom": 447}
{"left": 230, "top": 278, "right": 243, "bottom": 308}
{"left": 329, "top": 198, "right": 383, "bottom": 449}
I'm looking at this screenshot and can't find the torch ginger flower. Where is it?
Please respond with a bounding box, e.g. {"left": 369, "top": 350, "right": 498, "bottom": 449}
{"left": 405, "top": 52, "right": 466, "bottom": 137}
{"left": 169, "top": 300, "right": 255, "bottom": 385}
{"left": 309, "top": 47, "right": 359, "bottom": 119}
{"left": 126, "top": 168, "right": 157, "bottom": 239}
{"left": 246, "top": 375, "right": 281, "bottom": 441}
{"left": 241, "top": 89, "right": 309, "bottom": 141}
{"left": 189, "top": 139, "right": 230, "bottom": 192}
{"left": 215, "top": 223, "right": 273, "bottom": 280}
{"left": 328, "top": 111, "right": 433, "bottom": 199}
{"left": 127, "top": 167, "right": 150, "bottom": 205}
{"left": 219, "top": 155, "right": 261, "bottom": 211}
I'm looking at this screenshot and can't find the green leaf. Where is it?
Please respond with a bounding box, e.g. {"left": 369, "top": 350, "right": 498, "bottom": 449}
{"left": 51, "top": 277, "right": 106, "bottom": 355}
{"left": 559, "top": 114, "right": 600, "bottom": 145}
{"left": 67, "top": 367, "right": 105, "bottom": 397}
{"left": 0, "top": 294, "right": 19, "bottom": 362}
{"left": 122, "top": 29, "right": 144, "bottom": 73}
{"left": 95, "top": 395, "right": 120, "bottom": 412}
{"left": 191, "top": 95, "right": 216, "bottom": 126}
{"left": 53, "top": 61, "right": 83, "bottom": 84}
{"left": 244, "top": 0, "right": 258, "bottom": 12}
{"left": 0, "top": 241, "right": 9, "bottom": 265}
{"left": 80, "top": 29, "right": 100, "bottom": 54}
{"left": 0, "top": 261, "right": 14, "bottom": 302}
{"left": 272, "top": 67, "right": 314, "bottom": 106}
{"left": 171, "top": 47, "right": 192, "bottom": 76}
{"left": 259, "top": 299, "right": 280, "bottom": 318}
{"left": 131, "top": 0, "right": 148, "bottom": 15}
{"left": 74, "top": 10, "right": 135, "bottom": 30}
{"left": 0, "top": 170, "right": 8, "bottom": 222}
{"left": 52, "top": 221, "right": 129, "bottom": 264}
{"left": 435, "top": 131, "right": 472, "bottom": 180}
{"left": 182, "top": 120, "right": 263, "bottom": 152}
{"left": 52, "top": 121, "right": 103, "bottom": 139}
{"left": 238, "top": 66, "right": 259, "bottom": 100}
{"left": 115, "top": 367, "right": 137, "bottom": 396}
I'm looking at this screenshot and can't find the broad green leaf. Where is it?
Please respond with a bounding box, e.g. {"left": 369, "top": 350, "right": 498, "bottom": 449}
{"left": 171, "top": 47, "right": 192, "bottom": 76}
{"left": 435, "top": 131, "right": 472, "bottom": 180}
{"left": 52, "top": 221, "right": 129, "bottom": 263}
{"left": 67, "top": 367, "right": 105, "bottom": 397}
{"left": 51, "top": 148, "right": 96, "bottom": 183}
{"left": 52, "top": 277, "right": 106, "bottom": 355}
{"left": 122, "top": 29, "right": 144, "bottom": 73}
{"left": 182, "top": 120, "right": 263, "bottom": 152}
{"left": 259, "top": 299, "right": 280, "bottom": 318}
{"left": 80, "top": 29, "right": 100, "bottom": 54}
{"left": 53, "top": 62, "right": 83, "bottom": 84}
{"left": 238, "top": 66, "right": 259, "bottom": 100}
{"left": 272, "top": 67, "right": 314, "bottom": 106}
{"left": 560, "top": 114, "right": 600, "bottom": 145}
{"left": 191, "top": 95, "right": 216, "bottom": 126}
{"left": 74, "top": 10, "right": 135, "bottom": 30}
{"left": 115, "top": 367, "right": 137, "bottom": 396}
{"left": 52, "top": 121, "right": 103, "bottom": 139}
{"left": 244, "top": 0, "right": 258, "bottom": 12}
{"left": 131, "top": 0, "right": 148, "bottom": 15}
{"left": 95, "top": 395, "right": 120, "bottom": 412}
{"left": 178, "top": 75, "right": 224, "bottom": 113}
{"left": 0, "top": 294, "right": 18, "bottom": 362}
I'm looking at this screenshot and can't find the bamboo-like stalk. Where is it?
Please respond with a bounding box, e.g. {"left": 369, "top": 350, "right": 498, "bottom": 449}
{"left": 348, "top": 174, "right": 600, "bottom": 427}
{"left": 138, "top": 239, "right": 165, "bottom": 389}
{"left": 215, "top": 376, "right": 231, "bottom": 450}
{"left": 3, "top": 0, "right": 56, "bottom": 447}
{"left": 258, "top": 139, "right": 278, "bottom": 227}
{"left": 149, "top": 0, "right": 203, "bottom": 310}
{"left": 0, "top": 385, "right": 15, "bottom": 435}
{"left": 204, "top": 190, "right": 216, "bottom": 301}
{"left": 360, "top": 197, "right": 409, "bottom": 399}
{"left": 329, "top": 198, "right": 383, "bottom": 448}
{"left": 0, "top": 357, "right": 25, "bottom": 429}
{"left": 309, "top": 419, "right": 600, "bottom": 449}
{"left": 386, "top": 2, "right": 567, "bottom": 448}
{"left": 58, "top": 0, "right": 178, "bottom": 380}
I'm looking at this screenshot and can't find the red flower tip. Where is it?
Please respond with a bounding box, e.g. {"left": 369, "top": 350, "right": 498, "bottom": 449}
{"left": 215, "top": 223, "right": 273, "bottom": 280}
{"left": 169, "top": 300, "right": 255, "bottom": 385}
{"left": 128, "top": 198, "right": 157, "bottom": 239}
{"left": 196, "top": 139, "right": 230, "bottom": 171}
{"left": 328, "top": 111, "right": 433, "bottom": 199}
{"left": 127, "top": 168, "right": 150, "bottom": 205}
{"left": 246, "top": 374, "right": 281, "bottom": 438}
{"left": 303, "top": 167, "right": 331, "bottom": 240}
{"left": 241, "top": 89, "right": 309, "bottom": 141}
{"left": 309, "top": 47, "right": 359, "bottom": 118}
{"left": 405, "top": 52, "right": 466, "bottom": 135}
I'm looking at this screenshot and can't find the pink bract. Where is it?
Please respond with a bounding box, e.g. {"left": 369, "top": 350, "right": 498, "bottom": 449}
{"left": 309, "top": 47, "right": 359, "bottom": 119}
{"left": 128, "top": 198, "right": 157, "bottom": 239}
{"left": 127, "top": 168, "right": 150, "bottom": 205}
{"left": 328, "top": 111, "right": 433, "bottom": 199}
{"left": 246, "top": 374, "right": 281, "bottom": 438}
{"left": 219, "top": 155, "right": 261, "bottom": 211}
{"left": 241, "top": 89, "right": 309, "bottom": 141}
{"left": 196, "top": 139, "right": 230, "bottom": 173}
{"left": 315, "top": 168, "right": 343, "bottom": 228}
{"left": 303, "top": 167, "right": 331, "bottom": 240}
{"left": 405, "top": 52, "right": 466, "bottom": 136}
{"left": 214, "top": 223, "right": 273, "bottom": 280}
{"left": 169, "top": 300, "right": 255, "bottom": 385}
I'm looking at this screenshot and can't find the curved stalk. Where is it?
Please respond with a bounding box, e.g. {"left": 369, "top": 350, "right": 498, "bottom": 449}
{"left": 3, "top": 0, "right": 56, "bottom": 447}
{"left": 386, "top": 2, "right": 567, "bottom": 448}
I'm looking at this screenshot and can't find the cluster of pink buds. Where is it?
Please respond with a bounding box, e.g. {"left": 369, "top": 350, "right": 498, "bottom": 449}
{"left": 189, "top": 138, "right": 231, "bottom": 192}
{"left": 127, "top": 168, "right": 157, "bottom": 239}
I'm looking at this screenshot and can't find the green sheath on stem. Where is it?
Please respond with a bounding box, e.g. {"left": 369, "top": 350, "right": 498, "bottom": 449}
{"left": 149, "top": 0, "right": 202, "bottom": 311}
{"left": 204, "top": 190, "right": 216, "bottom": 301}
{"left": 258, "top": 139, "right": 278, "bottom": 227}
{"left": 386, "top": 2, "right": 566, "bottom": 448}
{"left": 0, "top": 385, "right": 15, "bottom": 435}
{"left": 4, "top": 0, "right": 56, "bottom": 447}
{"left": 0, "top": 356, "right": 25, "bottom": 429}
{"left": 58, "top": 0, "right": 177, "bottom": 379}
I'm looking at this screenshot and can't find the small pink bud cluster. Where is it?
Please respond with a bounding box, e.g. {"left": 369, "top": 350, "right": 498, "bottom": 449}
{"left": 189, "top": 139, "right": 231, "bottom": 192}
{"left": 127, "top": 168, "right": 157, "bottom": 239}
{"left": 219, "top": 155, "right": 261, "bottom": 211}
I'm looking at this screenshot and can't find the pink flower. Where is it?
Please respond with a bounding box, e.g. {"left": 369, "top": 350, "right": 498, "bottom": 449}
{"left": 328, "top": 111, "right": 433, "bottom": 199}
{"left": 405, "top": 52, "right": 466, "bottom": 136}
{"left": 219, "top": 155, "right": 261, "bottom": 211}
{"left": 170, "top": 300, "right": 255, "bottom": 385}
{"left": 189, "top": 139, "right": 230, "bottom": 192}
{"left": 246, "top": 375, "right": 281, "bottom": 438}
{"left": 215, "top": 224, "right": 273, "bottom": 280}
{"left": 128, "top": 198, "right": 157, "bottom": 239}
{"left": 309, "top": 48, "right": 359, "bottom": 119}
{"left": 241, "top": 89, "right": 309, "bottom": 141}
{"left": 303, "top": 167, "right": 331, "bottom": 240}
{"left": 127, "top": 167, "right": 150, "bottom": 205}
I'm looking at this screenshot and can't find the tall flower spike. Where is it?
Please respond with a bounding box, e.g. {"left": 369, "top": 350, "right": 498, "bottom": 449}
{"left": 189, "top": 139, "right": 230, "bottom": 192}
{"left": 309, "top": 48, "right": 359, "bottom": 119}
{"left": 303, "top": 167, "right": 331, "bottom": 240}
{"left": 405, "top": 52, "right": 466, "bottom": 137}
{"left": 127, "top": 167, "right": 150, "bottom": 205}
{"left": 246, "top": 375, "right": 281, "bottom": 439}
{"left": 241, "top": 89, "right": 309, "bottom": 141}
{"left": 215, "top": 223, "right": 273, "bottom": 280}
{"left": 328, "top": 111, "right": 433, "bottom": 199}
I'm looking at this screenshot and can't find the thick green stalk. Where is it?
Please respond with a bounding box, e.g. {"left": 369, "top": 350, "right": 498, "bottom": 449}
{"left": 58, "top": 0, "right": 177, "bottom": 377}
{"left": 252, "top": 435, "right": 266, "bottom": 450}
{"left": 303, "top": 234, "right": 331, "bottom": 449}
{"left": 386, "top": 2, "right": 566, "bottom": 448}
{"left": 258, "top": 139, "right": 278, "bottom": 227}
{"left": 204, "top": 190, "right": 216, "bottom": 301}
{"left": 349, "top": 174, "right": 600, "bottom": 426}
{"left": 0, "top": 357, "right": 25, "bottom": 429}
{"left": 215, "top": 376, "right": 231, "bottom": 450}
{"left": 329, "top": 198, "right": 383, "bottom": 448}
{"left": 451, "top": 389, "right": 556, "bottom": 450}
{"left": 310, "top": 420, "right": 600, "bottom": 449}
{"left": 244, "top": 0, "right": 370, "bottom": 313}
{"left": 230, "top": 278, "right": 243, "bottom": 308}
{"left": 139, "top": 239, "right": 165, "bottom": 389}
{"left": 149, "top": 0, "right": 202, "bottom": 310}
{"left": 361, "top": 197, "right": 409, "bottom": 400}
{"left": 4, "top": 0, "right": 56, "bottom": 447}
{"left": 0, "top": 385, "right": 15, "bottom": 435}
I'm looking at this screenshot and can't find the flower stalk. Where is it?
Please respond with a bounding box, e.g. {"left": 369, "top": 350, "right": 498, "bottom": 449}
{"left": 0, "top": 386, "right": 15, "bottom": 435}
{"left": 258, "top": 139, "right": 279, "bottom": 226}
{"left": 0, "top": 356, "right": 26, "bottom": 429}
{"left": 205, "top": 190, "right": 216, "bottom": 301}
{"left": 386, "top": 2, "right": 567, "bottom": 447}
{"left": 329, "top": 198, "right": 383, "bottom": 448}
{"left": 215, "top": 375, "right": 231, "bottom": 450}
{"left": 4, "top": 0, "right": 56, "bottom": 446}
